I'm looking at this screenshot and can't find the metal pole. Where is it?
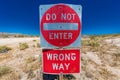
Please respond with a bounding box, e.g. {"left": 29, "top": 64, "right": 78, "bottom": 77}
{"left": 59, "top": 73, "right": 63, "bottom": 80}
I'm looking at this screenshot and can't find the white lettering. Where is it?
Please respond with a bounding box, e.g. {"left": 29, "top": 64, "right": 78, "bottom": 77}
{"left": 52, "top": 13, "right": 56, "bottom": 20}
{"left": 54, "top": 33, "right": 59, "bottom": 39}
{"left": 65, "top": 54, "right": 70, "bottom": 61}
{"left": 64, "top": 63, "right": 70, "bottom": 70}
{"left": 61, "top": 13, "right": 76, "bottom": 20}
{"left": 52, "top": 63, "right": 59, "bottom": 70}
{"left": 46, "top": 13, "right": 51, "bottom": 20}
{"left": 68, "top": 33, "right": 72, "bottom": 39}
{"left": 71, "top": 14, "right": 76, "bottom": 20}
{"left": 49, "top": 32, "right": 73, "bottom": 40}
{"left": 59, "top": 33, "right": 63, "bottom": 39}
{"left": 59, "top": 54, "right": 64, "bottom": 61}
{"left": 63, "top": 33, "right": 67, "bottom": 39}
{"left": 46, "top": 53, "right": 76, "bottom": 61}
{"left": 52, "top": 63, "right": 70, "bottom": 70}
{"left": 47, "top": 53, "right": 53, "bottom": 60}
{"left": 53, "top": 54, "right": 58, "bottom": 60}
{"left": 46, "top": 13, "right": 56, "bottom": 21}
{"left": 67, "top": 13, "right": 72, "bottom": 20}
{"left": 49, "top": 33, "right": 53, "bottom": 39}
{"left": 71, "top": 53, "right": 76, "bottom": 61}
{"left": 61, "top": 13, "right": 66, "bottom": 20}
{"left": 59, "top": 63, "right": 64, "bottom": 70}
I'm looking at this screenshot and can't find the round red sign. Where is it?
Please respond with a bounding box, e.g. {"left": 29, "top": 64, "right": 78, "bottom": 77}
{"left": 40, "top": 4, "right": 81, "bottom": 47}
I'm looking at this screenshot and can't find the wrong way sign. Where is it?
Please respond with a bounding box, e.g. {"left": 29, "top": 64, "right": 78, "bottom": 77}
{"left": 42, "top": 49, "right": 80, "bottom": 74}
{"left": 40, "top": 4, "right": 82, "bottom": 48}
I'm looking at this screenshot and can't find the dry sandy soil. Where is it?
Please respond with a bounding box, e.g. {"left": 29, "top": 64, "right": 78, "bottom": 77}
{"left": 0, "top": 38, "right": 39, "bottom": 45}
{"left": 0, "top": 37, "right": 42, "bottom": 80}
{"left": 0, "top": 35, "right": 120, "bottom": 80}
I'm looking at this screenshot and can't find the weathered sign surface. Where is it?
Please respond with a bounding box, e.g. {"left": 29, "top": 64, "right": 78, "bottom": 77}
{"left": 43, "top": 49, "right": 80, "bottom": 74}
{"left": 40, "top": 4, "right": 82, "bottom": 48}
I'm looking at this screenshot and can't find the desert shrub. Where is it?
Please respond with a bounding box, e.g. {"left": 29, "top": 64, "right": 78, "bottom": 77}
{"left": 0, "top": 46, "right": 12, "bottom": 53}
{"left": 81, "top": 40, "right": 89, "bottom": 46}
{"left": 88, "top": 40, "right": 100, "bottom": 47}
{"left": 0, "top": 66, "right": 12, "bottom": 77}
{"left": 2, "top": 72, "right": 20, "bottom": 80}
{"left": 3, "top": 35, "right": 9, "bottom": 38}
{"left": 17, "top": 35, "right": 24, "bottom": 37}
{"left": 99, "top": 68, "right": 114, "bottom": 79}
{"left": 36, "top": 43, "right": 40, "bottom": 48}
{"left": 87, "top": 36, "right": 100, "bottom": 47}
{"left": 39, "top": 55, "right": 42, "bottom": 63}
{"left": 21, "top": 61, "right": 41, "bottom": 73}
{"left": 19, "top": 43, "right": 29, "bottom": 50}
{"left": 25, "top": 56, "right": 36, "bottom": 63}
{"left": 32, "top": 45, "right": 36, "bottom": 47}
{"left": 89, "top": 35, "right": 97, "bottom": 40}
{"left": 33, "top": 40, "right": 36, "bottom": 42}
{"left": 27, "top": 69, "right": 35, "bottom": 79}
{"left": 0, "top": 54, "right": 11, "bottom": 62}
{"left": 63, "top": 75, "right": 75, "bottom": 80}
{"left": 115, "top": 51, "right": 120, "bottom": 57}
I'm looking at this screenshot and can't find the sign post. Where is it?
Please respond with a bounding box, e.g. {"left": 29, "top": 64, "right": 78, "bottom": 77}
{"left": 39, "top": 4, "right": 82, "bottom": 80}
{"left": 59, "top": 73, "right": 63, "bottom": 80}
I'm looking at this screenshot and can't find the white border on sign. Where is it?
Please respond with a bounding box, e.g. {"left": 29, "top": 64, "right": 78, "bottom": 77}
{"left": 42, "top": 48, "right": 81, "bottom": 75}
{"left": 39, "top": 4, "right": 82, "bottom": 48}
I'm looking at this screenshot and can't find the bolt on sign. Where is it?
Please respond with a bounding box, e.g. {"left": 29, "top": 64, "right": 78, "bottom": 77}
{"left": 42, "top": 49, "right": 80, "bottom": 74}
{"left": 39, "top": 4, "right": 82, "bottom": 48}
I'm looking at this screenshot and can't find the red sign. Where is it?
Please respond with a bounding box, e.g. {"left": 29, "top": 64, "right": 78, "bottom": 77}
{"left": 40, "top": 4, "right": 81, "bottom": 47}
{"left": 43, "top": 49, "right": 80, "bottom": 74}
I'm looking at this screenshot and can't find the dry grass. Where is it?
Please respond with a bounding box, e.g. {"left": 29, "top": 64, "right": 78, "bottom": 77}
{"left": 32, "top": 43, "right": 40, "bottom": 48}
{"left": 27, "top": 69, "right": 35, "bottom": 79}
{"left": 0, "top": 38, "right": 41, "bottom": 80}
{"left": 80, "top": 35, "right": 120, "bottom": 80}
{"left": 114, "top": 51, "right": 120, "bottom": 57}
{"left": 0, "top": 66, "right": 12, "bottom": 77}
{"left": 0, "top": 66, "right": 20, "bottom": 80}
{"left": 0, "top": 71, "right": 20, "bottom": 80}
{"left": 0, "top": 35, "right": 120, "bottom": 80}
{"left": 21, "top": 60, "right": 41, "bottom": 73}
{"left": 99, "top": 68, "right": 116, "bottom": 80}
{"left": 33, "top": 40, "right": 37, "bottom": 42}
{"left": 0, "top": 46, "right": 12, "bottom": 53}
{"left": 19, "top": 43, "right": 29, "bottom": 50}
{"left": 0, "top": 53, "right": 11, "bottom": 62}
{"left": 36, "top": 43, "right": 40, "bottom": 48}
{"left": 25, "top": 56, "right": 36, "bottom": 63}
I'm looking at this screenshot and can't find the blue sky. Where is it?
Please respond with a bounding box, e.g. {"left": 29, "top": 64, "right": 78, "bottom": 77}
{"left": 0, "top": 0, "right": 120, "bottom": 35}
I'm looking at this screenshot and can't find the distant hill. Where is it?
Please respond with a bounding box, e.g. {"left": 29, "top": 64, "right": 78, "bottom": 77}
{"left": 0, "top": 32, "right": 34, "bottom": 38}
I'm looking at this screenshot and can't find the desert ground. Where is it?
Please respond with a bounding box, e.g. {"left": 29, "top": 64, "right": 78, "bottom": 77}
{"left": 0, "top": 37, "right": 42, "bottom": 80}
{"left": 0, "top": 38, "right": 39, "bottom": 45}
{"left": 0, "top": 34, "right": 120, "bottom": 80}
